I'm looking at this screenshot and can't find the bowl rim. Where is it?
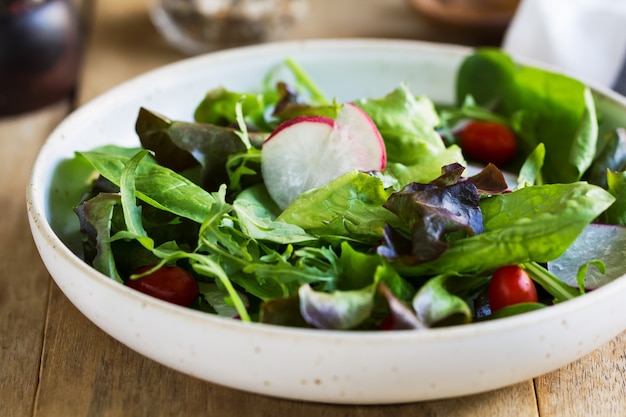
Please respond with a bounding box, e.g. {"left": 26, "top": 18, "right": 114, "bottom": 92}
{"left": 26, "top": 37, "right": 626, "bottom": 343}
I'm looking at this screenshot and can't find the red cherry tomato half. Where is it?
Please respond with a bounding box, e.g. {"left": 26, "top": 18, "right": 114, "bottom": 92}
{"left": 460, "top": 121, "right": 517, "bottom": 166}
{"left": 488, "top": 265, "right": 538, "bottom": 313}
{"left": 126, "top": 265, "right": 199, "bottom": 307}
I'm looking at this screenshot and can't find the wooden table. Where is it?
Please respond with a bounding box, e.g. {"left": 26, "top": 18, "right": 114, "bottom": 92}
{"left": 2, "top": 0, "right": 625, "bottom": 415}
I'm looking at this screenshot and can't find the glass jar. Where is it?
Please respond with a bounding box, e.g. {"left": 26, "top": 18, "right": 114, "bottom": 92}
{"left": 0, "top": 0, "right": 82, "bottom": 116}
{"left": 148, "top": 0, "right": 308, "bottom": 55}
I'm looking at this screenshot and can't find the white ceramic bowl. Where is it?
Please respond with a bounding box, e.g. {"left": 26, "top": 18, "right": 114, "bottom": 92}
{"left": 27, "top": 39, "right": 626, "bottom": 404}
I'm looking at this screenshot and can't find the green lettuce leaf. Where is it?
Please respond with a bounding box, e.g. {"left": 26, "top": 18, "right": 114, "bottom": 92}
{"left": 355, "top": 84, "right": 446, "bottom": 166}
{"left": 277, "top": 170, "right": 399, "bottom": 244}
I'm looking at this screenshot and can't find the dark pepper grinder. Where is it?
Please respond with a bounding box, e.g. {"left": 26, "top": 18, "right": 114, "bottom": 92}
{"left": 0, "top": 0, "right": 83, "bottom": 116}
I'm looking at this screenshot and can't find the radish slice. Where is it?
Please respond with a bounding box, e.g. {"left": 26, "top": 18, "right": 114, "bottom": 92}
{"left": 261, "top": 103, "right": 386, "bottom": 210}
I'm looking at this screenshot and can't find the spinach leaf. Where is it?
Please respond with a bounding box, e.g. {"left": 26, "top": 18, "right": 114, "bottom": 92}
{"left": 457, "top": 49, "right": 598, "bottom": 184}
{"left": 606, "top": 170, "right": 626, "bottom": 225}
{"left": 487, "top": 302, "right": 546, "bottom": 319}
{"left": 588, "top": 128, "right": 626, "bottom": 189}
{"left": 394, "top": 182, "right": 615, "bottom": 276}
{"left": 77, "top": 151, "right": 221, "bottom": 224}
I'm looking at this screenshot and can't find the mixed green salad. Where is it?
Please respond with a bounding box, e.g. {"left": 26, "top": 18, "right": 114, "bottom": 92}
{"left": 69, "top": 49, "right": 626, "bottom": 330}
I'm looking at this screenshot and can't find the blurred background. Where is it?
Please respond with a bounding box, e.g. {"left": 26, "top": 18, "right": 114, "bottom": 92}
{"left": 3, "top": 0, "right": 625, "bottom": 118}
{"left": 0, "top": 0, "right": 522, "bottom": 117}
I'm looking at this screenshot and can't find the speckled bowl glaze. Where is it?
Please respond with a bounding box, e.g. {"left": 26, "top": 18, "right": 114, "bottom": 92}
{"left": 27, "top": 39, "right": 626, "bottom": 404}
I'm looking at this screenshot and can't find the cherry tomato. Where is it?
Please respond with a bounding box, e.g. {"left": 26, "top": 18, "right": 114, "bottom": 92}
{"left": 488, "top": 265, "right": 538, "bottom": 313}
{"left": 126, "top": 265, "right": 199, "bottom": 307}
{"left": 460, "top": 121, "right": 517, "bottom": 166}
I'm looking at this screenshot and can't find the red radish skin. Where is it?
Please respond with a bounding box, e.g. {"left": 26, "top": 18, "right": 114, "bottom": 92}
{"left": 261, "top": 103, "right": 387, "bottom": 210}
{"left": 334, "top": 103, "right": 387, "bottom": 171}
{"left": 264, "top": 115, "right": 335, "bottom": 143}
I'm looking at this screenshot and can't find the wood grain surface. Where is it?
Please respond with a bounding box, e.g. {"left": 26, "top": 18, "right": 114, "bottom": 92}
{"left": 2, "top": 0, "right": 625, "bottom": 416}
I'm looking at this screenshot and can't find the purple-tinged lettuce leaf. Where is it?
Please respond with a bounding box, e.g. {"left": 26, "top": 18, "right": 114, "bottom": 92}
{"left": 378, "top": 165, "right": 483, "bottom": 265}
{"left": 298, "top": 284, "right": 375, "bottom": 330}
{"left": 394, "top": 182, "right": 615, "bottom": 277}
{"left": 464, "top": 163, "right": 509, "bottom": 195}
{"left": 135, "top": 107, "right": 266, "bottom": 192}
{"left": 377, "top": 283, "right": 425, "bottom": 330}
{"left": 259, "top": 294, "right": 310, "bottom": 328}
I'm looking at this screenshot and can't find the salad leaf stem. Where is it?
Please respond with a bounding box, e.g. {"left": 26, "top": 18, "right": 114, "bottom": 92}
{"left": 234, "top": 98, "right": 252, "bottom": 150}
{"left": 190, "top": 254, "right": 251, "bottom": 322}
{"left": 522, "top": 262, "right": 580, "bottom": 303}
{"left": 120, "top": 151, "right": 150, "bottom": 239}
{"left": 284, "top": 58, "right": 330, "bottom": 105}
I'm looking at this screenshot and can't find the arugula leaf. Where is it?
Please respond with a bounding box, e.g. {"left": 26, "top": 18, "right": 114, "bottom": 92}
{"left": 232, "top": 184, "right": 316, "bottom": 244}
{"left": 75, "top": 193, "right": 123, "bottom": 282}
{"left": 523, "top": 262, "right": 579, "bottom": 303}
